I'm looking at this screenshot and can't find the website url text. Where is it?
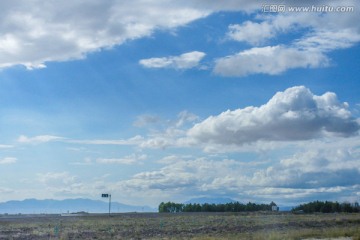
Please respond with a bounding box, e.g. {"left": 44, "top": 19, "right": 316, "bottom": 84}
{"left": 262, "top": 5, "right": 355, "bottom": 13}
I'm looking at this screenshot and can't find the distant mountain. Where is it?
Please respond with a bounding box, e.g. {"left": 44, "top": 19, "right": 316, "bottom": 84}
{"left": 184, "top": 197, "right": 237, "bottom": 205}
{"left": 279, "top": 206, "right": 295, "bottom": 212}
{"left": 0, "top": 198, "right": 156, "bottom": 214}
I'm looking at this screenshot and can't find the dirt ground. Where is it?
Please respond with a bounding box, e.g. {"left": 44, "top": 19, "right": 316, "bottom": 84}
{"left": 0, "top": 212, "right": 359, "bottom": 239}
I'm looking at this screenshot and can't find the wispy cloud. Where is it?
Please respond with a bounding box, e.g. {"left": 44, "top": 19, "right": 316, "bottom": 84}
{"left": 18, "top": 135, "right": 64, "bottom": 144}
{"left": 68, "top": 136, "right": 144, "bottom": 145}
{"left": 37, "top": 172, "right": 77, "bottom": 186}
{"left": 133, "top": 114, "right": 161, "bottom": 128}
{"left": 0, "top": 157, "right": 17, "bottom": 164}
{"left": 214, "top": 46, "right": 328, "bottom": 76}
{"left": 17, "top": 135, "right": 144, "bottom": 146}
{"left": 70, "top": 157, "right": 93, "bottom": 166}
{"left": 96, "top": 154, "right": 147, "bottom": 165}
{"left": 139, "top": 51, "right": 206, "bottom": 70}
{"left": 0, "top": 187, "right": 14, "bottom": 194}
{"left": 0, "top": 144, "right": 14, "bottom": 149}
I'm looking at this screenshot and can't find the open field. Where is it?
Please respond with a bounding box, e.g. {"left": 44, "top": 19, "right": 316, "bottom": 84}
{"left": 0, "top": 212, "right": 360, "bottom": 239}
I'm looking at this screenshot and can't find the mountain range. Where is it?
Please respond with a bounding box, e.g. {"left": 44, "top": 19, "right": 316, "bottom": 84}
{"left": 0, "top": 198, "right": 155, "bottom": 214}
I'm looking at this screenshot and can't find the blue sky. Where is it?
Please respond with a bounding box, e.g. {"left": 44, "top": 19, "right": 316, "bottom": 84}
{"left": 0, "top": 0, "right": 359, "bottom": 208}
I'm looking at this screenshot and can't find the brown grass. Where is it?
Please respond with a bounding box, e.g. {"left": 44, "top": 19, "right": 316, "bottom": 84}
{"left": 0, "top": 212, "right": 359, "bottom": 239}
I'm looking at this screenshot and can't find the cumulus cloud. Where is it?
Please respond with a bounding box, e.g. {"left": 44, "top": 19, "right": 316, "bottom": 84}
{"left": 188, "top": 86, "right": 359, "bottom": 146}
{"left": 213, "top": 46, "right": 328, "bottom": 76}
{"left": 139, "top": 51, "right": 206, "bottom": 70}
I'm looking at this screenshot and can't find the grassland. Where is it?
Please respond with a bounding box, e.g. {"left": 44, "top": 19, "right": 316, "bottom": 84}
{"left": 0, "top": 212, "right": 360, "bottom": 239}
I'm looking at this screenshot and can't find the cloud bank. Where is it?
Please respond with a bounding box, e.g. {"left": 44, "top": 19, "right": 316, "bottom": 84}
{"left": 115, "top": 137, "right": 360, "bottom": 205}
{"left": 0, "top": 1, "right": 210, "bottom": 69}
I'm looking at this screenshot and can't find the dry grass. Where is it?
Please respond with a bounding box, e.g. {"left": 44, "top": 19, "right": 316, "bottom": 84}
{"left": 0, "top": 212, "right": 359, "bottom": 239}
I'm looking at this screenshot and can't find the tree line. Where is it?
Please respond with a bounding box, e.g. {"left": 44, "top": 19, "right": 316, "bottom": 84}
{"left": 158, "top": 201, "right": 278, "bottom": 213}
{"left": 292, "top": 201, "right": 360, "bottom": 213}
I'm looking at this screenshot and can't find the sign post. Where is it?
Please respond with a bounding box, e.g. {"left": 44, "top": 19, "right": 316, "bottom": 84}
{"left": 101, "top": 193, "right": 111, "bottom": 216}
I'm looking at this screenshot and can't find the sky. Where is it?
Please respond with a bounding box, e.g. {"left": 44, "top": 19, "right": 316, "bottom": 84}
{"left": 0, "top": 0, "right": 359, "bottom": 208}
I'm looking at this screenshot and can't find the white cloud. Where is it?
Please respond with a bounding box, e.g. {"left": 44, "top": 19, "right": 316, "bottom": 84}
{"left": 175, "top": 111, "right": 199, "bottom": 128}
{"left": 188, "top": 86, "right": 359, "bottom": 146}
{"left": 139, "top": 51, "right": 206, "bottom": 70}
{"left": 37, "top": 172, "right": 77, "bottom": 187}
{"left": 119, "top": 157, "right": 248, "bottom": 194}
{"left": 96, "top": 154, "right": 147, "bottom": 165}
{"left": 0, "top": 157, "right": 17, "bottom": 164}
{"left": 250, "top": 140, "right": 360, "bottom": 195}
{"left": 0, "top": 144, "right": 14, "bottom": 149}
{"left": 0, "top": 187, "right": 14, "bottom": 194}
{"left": 135, "top": 110, "right": 198, "bottom": 149}
{"left": 139, "top": 126, "right": 186, "bottom": 149}
{"left": 220, "top": 6, "right": 360, "bottom": 76}
{"left": 0, "top": 1, "right": 211, "bottom": 69}
{"left": 296, "top": 29, "right": 360, "bottom": 52}
{"left": 68, "top": 135, "right": 144, "bottom": 145}
{"left": 17, "top": 135, "right": 64, "bottom": 144}
{"left": 227, "top": 22, "right": 278, "bottom": 45}
{"left": 70, "top": 157, "right": 93, "bottom": 166}
{"left": 1, "top": 1, "right": 358, "bottom": 73}
{"left": 133, "top": 114, "right": 161, "bottom": 128}
{"left": 116, "top": 135, "right": 360, "bottom": 205}
{"left": 226, "top": 13, "right": 318, "bottom": 46}
{"left": 214, "top": 45, "right": 328, "bottom": 76}
{"left": 35, "top": 171, "right": 100, "bottom": 198}
{"left": 17, "top": 134, "right": 144, "bottom": 146}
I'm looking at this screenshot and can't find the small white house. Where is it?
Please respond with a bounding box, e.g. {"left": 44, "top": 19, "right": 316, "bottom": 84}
{"left": 272, "top": 205, "right": 279, "bottom": 211}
